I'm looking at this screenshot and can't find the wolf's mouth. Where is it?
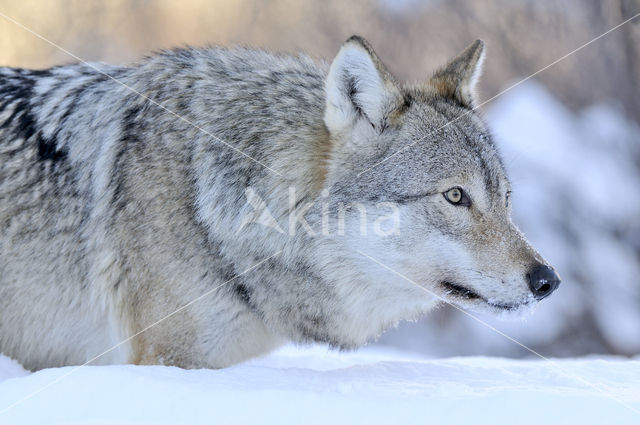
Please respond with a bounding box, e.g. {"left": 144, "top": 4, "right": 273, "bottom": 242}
{"left": 441, "top": 281, "right": 481, "bottom": 300}
{"left": 439, "top": 281, "right": 521, "bottom": 311}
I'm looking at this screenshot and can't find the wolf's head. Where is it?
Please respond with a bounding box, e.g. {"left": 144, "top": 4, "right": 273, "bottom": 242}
{"left": 321, "top": 36, "right": 560, "bottom": 313}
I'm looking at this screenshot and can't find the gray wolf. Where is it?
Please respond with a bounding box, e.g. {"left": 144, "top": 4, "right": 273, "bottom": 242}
{"left": 0, "top": 36, "right": 559, "bottom": 370}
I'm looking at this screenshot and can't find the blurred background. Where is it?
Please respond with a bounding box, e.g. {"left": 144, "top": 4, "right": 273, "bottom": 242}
{"left": 0, "top": 0, "right": 638, "bottom": 358}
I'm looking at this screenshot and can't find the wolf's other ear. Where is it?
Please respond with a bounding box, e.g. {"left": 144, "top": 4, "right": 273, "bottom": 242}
{"left": 325, "top": 35, "right": 401, "bottom": 135}
{"left": 429, "top": 40, "right": 485, "bottom": 108}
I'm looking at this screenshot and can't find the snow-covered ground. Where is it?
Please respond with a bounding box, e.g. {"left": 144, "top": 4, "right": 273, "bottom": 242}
{"left": 0, "top": 346, "right": 639, "bottom": 425}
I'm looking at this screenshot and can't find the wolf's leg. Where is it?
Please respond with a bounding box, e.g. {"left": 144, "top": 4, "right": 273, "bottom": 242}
{"left": 119, "top": 276, "right": 284, "bottom": 369}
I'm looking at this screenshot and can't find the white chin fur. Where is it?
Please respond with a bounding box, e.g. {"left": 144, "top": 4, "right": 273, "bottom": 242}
{"left": 444, "top": 294, "right": 537, "bottom": 317}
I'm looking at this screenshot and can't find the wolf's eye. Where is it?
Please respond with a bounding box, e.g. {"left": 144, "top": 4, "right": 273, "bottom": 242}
{"left": 443, "top": 187, "right": 470, "bottom": 206}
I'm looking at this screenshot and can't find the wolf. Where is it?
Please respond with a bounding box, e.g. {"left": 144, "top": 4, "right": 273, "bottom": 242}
{"left": 0, "top": 36, "right": 560, "bottom": 370}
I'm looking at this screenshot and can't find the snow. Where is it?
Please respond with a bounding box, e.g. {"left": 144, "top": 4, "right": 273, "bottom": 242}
{"left": 1, "top": 346, "right": 639, "bottom": 425}
{"left": 3, "top": 346, "right": 640, "bottom": 424}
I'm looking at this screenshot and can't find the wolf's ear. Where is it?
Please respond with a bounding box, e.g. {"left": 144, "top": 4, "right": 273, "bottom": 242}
{"left": 429, "top": 40, "right": 485, "bottom": 108}
{"left": 324, "top": 35, "right": 401, "bottom": 135}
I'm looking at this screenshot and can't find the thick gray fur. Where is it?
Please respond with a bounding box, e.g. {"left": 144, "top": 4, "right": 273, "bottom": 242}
{"left": 0, "top": 37, "right": 554, "bottom": 370}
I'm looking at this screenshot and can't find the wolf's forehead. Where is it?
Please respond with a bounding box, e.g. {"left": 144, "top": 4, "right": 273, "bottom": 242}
{"left": 397, "top": 104, "right": 508, "bottom": 193}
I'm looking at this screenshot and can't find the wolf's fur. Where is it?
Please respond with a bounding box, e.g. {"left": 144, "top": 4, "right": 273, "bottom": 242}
{"left": 0, "top": 36, "right": 554, "bottom": 370}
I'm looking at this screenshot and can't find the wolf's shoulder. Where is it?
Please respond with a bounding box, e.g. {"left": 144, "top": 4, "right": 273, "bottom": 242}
{"left": 140, "top": 45, "right": 329, "bottom": 86}
{"left": 157, "top": 45, "right": 326, "bottom": 69}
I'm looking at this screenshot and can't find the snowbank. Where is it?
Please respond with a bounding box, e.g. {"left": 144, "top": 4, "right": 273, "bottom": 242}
{"left": 1, "top": 346, "right": 639, "bottom": 425}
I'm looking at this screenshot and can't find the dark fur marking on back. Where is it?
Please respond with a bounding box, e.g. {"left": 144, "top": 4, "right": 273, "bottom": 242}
{"left": 0, "top": 73, "right": 67, "bottom": 162}
{"left": 233, "top": 283, "right": 252, "bottom": 305}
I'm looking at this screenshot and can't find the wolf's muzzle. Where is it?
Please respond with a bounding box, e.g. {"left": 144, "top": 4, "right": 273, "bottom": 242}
{"left": 527, "top": 265, "right": 561, "bottom": 300}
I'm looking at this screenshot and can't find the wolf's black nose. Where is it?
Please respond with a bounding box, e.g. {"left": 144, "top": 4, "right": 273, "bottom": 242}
{"left": 527, "top": 265, "right": 560, "bottom": 300}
